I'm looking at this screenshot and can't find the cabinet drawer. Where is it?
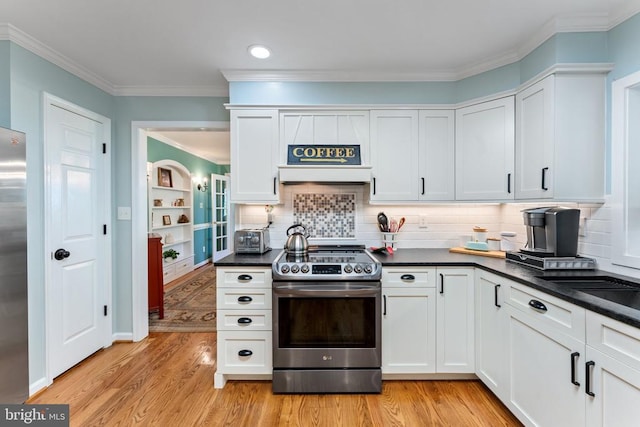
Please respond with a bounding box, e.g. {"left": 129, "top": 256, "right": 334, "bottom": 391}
{"left": 174, "top": 256, "right": 194, "bottom": 276}
{"left": 382, "top": 267, "right": 436, "bottom": 288}
{"left": 217, "top": 268, "right": 272, "bottom": 288}
{"left": 217, "top": 287, "right": 272, "bottom": 310}
{"left": 217, "top": 309, "right": 272, "bottom": 331}
{"left": 217, "top": 331, "right": 272, "bottom": 374}
{"left": 505, "top": 281, "right": 585, "bottom": 340}
{"left": 162, "top": 263, "right": 176, "bottom": 284}
{"left": 587, "top": 311, "right": 640, "bottom": 371}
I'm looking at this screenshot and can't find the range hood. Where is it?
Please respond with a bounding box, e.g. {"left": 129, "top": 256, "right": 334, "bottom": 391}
{"left": 278, "top": 165, "right": 372, "bottom": 183}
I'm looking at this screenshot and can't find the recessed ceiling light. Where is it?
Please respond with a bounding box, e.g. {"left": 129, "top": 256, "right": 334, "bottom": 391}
{"left": 248, "top": 45, "right": 271, "bottom": 59}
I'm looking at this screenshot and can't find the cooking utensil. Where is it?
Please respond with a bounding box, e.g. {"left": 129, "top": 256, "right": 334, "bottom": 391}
{"left": 377, "top": 212, "right": 389, "bottom": 232}
{"left": 284, "top": 224, "right": 309, "bottom": 255}
{"left": 398, "top": 217, "right": 406, "bottom": 231}
{"left": 389, "top": 218, "right": 398, "bottom": 233}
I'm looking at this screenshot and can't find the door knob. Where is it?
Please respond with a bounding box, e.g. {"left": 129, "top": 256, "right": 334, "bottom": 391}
{"left": 54, "top": 249, "right": 70, "bottom": 260}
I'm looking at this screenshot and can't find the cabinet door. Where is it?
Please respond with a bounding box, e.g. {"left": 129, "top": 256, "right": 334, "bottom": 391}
{"left": 515, "top": 75, "right": 554, "bottom": 199}
{"left": 418, "top": 110, "right": 455, "bottom": 200}
{"left": 230, "top": 109, "right": 279, "bottom": 203}
{"left": 370, "top": 110, "right": 419, "bottom": 201}
{"left": 506, "top": 305, "right": 585, "bottom": 427}
{"left": 455, "top": 97, "right": 515, "bottom": 201}
{"left": 586, "top": 347, "right": 640, "bottom": 427}
{"left": 382, "top": 287, "right": 436, "bottom": 374}
{"left": 436, "top": 268, "right": 475, "bottom": 373}
{"left": 475, "top": 271, "right": 507, "bottom": 399}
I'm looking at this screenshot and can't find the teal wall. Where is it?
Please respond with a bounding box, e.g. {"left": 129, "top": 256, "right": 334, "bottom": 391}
{"left": 147, "top": 137, "right": 229, "bottom": 264}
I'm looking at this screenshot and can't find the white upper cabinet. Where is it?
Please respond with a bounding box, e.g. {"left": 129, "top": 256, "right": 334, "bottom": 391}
{"left": 455, "top": 97, "right": 515, "bottom": 201}
{"left": 515, "top": 73, "right": 606, "bottom": 201}
{"left": 230, "top": 109, "right": 279, "bottom": 203}
{"left": 419, "top": 110, "right": 455, "bottom": 200}
{"left": 370, "top": 110, "right": 420, "bottom": 201}
{"left": 370, "top": 110, "right": 454, "bottom": 202}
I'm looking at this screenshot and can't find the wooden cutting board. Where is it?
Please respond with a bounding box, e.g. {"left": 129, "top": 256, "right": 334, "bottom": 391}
{"left": 449, "top": 247, "right": 506, "bottom": 259}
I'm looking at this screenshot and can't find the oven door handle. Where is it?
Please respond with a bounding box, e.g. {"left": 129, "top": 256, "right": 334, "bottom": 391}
{"left": 273, "top": 287, "right": 380, "bottom": 297}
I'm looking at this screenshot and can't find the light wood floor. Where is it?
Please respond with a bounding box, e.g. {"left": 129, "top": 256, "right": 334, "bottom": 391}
{"left": 29, "top": 332, "right": 522, "bottom": 426}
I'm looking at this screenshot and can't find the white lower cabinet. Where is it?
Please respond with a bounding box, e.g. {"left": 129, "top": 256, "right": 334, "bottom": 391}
{"left": 506, "top": 304, "right": 586, "bottom": 427}
{"left": 585, "top": 311, "right": 640, "bottom": 427}
{"left": 475, "top": 270, "right": 508, "bottom": 400}
{"left": 381, "top": 267, "right": 437, "bottom": 375}
{"left": 436, "top": 268, "right": 475, "bottom": 373}
{"left": 214, "top": 267, "right": 272, "bottom": 388}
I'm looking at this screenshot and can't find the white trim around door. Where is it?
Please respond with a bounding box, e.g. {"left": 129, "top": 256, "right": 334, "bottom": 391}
{"left": 130, "top": 121, "right": 230, "bottom": 342}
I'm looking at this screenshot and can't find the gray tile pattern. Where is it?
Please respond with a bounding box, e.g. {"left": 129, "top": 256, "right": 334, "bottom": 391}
{"left": 293, "top": 193, "right": 356, "bottom": 238}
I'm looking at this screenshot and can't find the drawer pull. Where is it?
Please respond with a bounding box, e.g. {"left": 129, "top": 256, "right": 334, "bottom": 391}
{"left": 238, "top": 349, "right": 253, "bottom": 357}
{"left": 237, "top": 296, "right": 253, "bottom": 303}
{"left": 571, "top": 352, "right": 580, "bottom": 386}
{"left": 400, "top": 274, "right": 415, "bottom": 281}
{"left": 528, "top": 299, "right": 547, "bottom": 312}
{"left": 237, "top": 317, "right": 252, "bottom": 324}
{"left": 237, "top": 274, "right": 253, "bottom": 282}
{"left": 585, "top": 361, "right": 595, "bottom": 397}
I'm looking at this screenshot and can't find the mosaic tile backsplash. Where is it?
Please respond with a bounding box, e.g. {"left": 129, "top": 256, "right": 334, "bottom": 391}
{"left": 294, "top": 193, "right": 356, "bottom": 239}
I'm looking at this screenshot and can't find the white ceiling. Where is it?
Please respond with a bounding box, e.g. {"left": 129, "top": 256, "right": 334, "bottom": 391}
{"left": 2, "top": 0, "right": 639, "bottom": 161}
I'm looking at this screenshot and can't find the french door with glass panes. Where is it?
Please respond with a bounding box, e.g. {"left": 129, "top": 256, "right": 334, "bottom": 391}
{"left": 211, "top": 173, "right": 230, "bottom": 261}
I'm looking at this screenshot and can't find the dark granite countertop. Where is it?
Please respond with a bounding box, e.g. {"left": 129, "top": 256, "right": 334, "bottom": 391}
{"left": 215, "top": 248, "right": 640, "bottom": 329}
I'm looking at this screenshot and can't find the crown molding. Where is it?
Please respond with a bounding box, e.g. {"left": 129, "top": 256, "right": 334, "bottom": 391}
{"left": 221, "top": 69, "right": 459, "bottom": 82}
{"left": 0, "top": 23, "right": 115, "bottom": 94}
{"left": 0, "top": 23, "right": 229, "bottom": 97}
{"left": 112, "top": 85, "right": 228, "bottom": 97}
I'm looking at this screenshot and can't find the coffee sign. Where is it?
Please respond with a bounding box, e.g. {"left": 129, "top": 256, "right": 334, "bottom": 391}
{"left": 287, "top": 145, "right": 361, "bottom": 165}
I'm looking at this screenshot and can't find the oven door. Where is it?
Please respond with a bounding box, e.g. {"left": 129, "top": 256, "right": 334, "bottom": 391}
{"left": 272, "top": 281, "right": 381, "bottom": 369}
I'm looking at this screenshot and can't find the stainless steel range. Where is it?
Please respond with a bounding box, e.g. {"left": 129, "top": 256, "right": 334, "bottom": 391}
{"left": 272, "top": 245, "right": 382, "bottom": 394}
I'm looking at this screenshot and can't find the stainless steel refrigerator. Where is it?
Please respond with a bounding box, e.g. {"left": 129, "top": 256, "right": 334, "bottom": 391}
{"left": 0, "top": 126, "right": 28, "bottom": 403}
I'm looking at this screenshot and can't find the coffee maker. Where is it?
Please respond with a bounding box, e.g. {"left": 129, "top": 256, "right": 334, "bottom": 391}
{"left": 521, "top": 207, "right": 580, "bottom": 257}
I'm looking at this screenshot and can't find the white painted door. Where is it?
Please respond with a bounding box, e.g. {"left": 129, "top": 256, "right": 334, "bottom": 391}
{"left": 211, "top": 173, "right": 230, "bottom": 261}
{"left": 45, "top": 95, "right": 111, "bottom": 379}
{"left": 418, "top": 110, "right": 455, "bottom": 201}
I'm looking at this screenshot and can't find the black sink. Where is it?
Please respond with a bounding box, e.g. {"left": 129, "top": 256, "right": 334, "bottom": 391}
{"left": 536, "top": 276, "right": 640, "bottom": 310}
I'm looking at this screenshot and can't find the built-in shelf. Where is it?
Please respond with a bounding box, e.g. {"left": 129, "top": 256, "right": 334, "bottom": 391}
{"left": 149, "top": 159, "right": 194, "bottom": 284}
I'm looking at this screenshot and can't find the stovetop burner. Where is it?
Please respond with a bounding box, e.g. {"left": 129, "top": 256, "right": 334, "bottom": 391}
{"left": 273, "top": 244, "right": 381, "bottom": 281}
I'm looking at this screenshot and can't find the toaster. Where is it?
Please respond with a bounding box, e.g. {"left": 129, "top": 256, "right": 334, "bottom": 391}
{"left": 234, "top": 228, "right": 271, "bottom": 254}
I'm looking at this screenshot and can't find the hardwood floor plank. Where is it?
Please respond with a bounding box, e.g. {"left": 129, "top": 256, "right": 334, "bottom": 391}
{"left": 29, "top": 333, "right": 521, "bottom": 426}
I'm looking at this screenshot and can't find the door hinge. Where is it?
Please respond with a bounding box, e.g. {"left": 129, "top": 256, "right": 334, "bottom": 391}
{"left": 102, "top": 143, "right": 106, "bottom": 154}
{"left": 103, "top": 305, "right": 108, "bottom": 316}
{"left": 103, "top": 224, "right": 107, "bottom": 235}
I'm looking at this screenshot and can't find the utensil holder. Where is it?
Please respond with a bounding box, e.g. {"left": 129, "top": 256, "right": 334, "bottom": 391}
{"left": 382, "top": 232, "right": 399, "bottom": 250}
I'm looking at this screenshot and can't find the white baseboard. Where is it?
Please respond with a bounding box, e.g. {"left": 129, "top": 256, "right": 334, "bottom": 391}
{"left": 112, "top": 332, "right": 134, "bottom": 342}
{"left": 29, "top": 377, "right": 50, "bottom": 398}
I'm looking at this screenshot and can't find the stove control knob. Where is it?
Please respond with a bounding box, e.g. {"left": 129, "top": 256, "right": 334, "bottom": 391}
{"left": 301, "top": 264, "right": 309, "bottom": 274}
{"left": 280, "top": 265, "right": 290, "bottom": 274}
{"left": 291, "top": 264, "right": 300, "bottom": 274}
{"left": 344, "top": 264, "right": 353, "bottom": 273}
{"left": 363, "top": 264, "right": 373, "bottom": 274}
{"left": 354, "top": 265, "right": 363, "bottom": 274}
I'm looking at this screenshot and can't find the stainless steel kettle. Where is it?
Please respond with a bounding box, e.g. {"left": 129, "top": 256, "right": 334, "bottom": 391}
{"left": 284, "top": 224, "right": 309, "bottom": 254}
